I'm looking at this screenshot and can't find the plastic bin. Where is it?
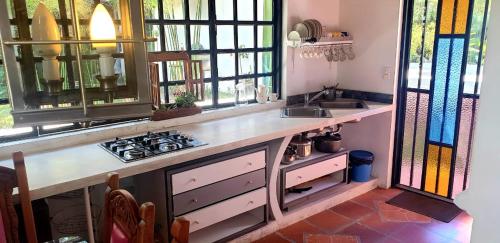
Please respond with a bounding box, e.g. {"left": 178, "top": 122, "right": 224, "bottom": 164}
{"left": 349, "top": 150, "right": 374, "bottom": 182}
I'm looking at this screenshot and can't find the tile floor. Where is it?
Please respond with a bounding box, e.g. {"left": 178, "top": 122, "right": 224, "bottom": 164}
{"left": 254, "top": 188, "right": 473, "bottom": 243}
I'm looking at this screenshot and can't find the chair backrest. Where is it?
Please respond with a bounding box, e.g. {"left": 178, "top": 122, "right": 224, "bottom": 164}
{"left": 103, "top": 173, "right": 155, "bottom": 243}
{"left": 148, "top": 52, "right": 205, "bottom": 109}
{"left": 0, "top": 152, "right": 38, "bottom": 243}
{"left": 170, "top": 218, "right": 189, "bottom": 243}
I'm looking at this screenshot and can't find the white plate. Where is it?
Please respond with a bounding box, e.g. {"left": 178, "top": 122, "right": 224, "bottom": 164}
{"left": 293, "top": 23, "right": 309, "bottom": 39}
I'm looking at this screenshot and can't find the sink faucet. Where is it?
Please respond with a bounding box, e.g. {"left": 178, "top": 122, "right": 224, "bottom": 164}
{"left": 304, "top": 90, "right": 329, "bottom": 107}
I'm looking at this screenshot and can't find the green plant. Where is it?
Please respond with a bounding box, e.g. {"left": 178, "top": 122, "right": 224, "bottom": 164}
{"left": 173, "top": 92, "right": 197, "bottom": 108}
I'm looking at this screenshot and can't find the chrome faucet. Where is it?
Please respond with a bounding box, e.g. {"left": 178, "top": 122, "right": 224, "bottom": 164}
{"left": 304, "top": 90, "right": 329, "bottom": 107}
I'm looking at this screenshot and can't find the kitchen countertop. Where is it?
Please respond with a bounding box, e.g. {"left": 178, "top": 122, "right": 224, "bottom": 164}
{"left": 0, "top": 102, "right": 393, "bottom": 200}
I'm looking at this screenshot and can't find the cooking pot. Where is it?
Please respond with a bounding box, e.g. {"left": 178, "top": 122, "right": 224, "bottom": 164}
{"left": 290, "top": 133, "right": 312, "bottom": 158}
{"left": 314, "top": 132, "right": 342, "bottom": 153}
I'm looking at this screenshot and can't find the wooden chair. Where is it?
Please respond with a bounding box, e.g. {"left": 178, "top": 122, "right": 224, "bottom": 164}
{"left": 103, "top": 172, "right": 155, "bottom": 243}
{"left": 170, "top": 218, "right": 189, "bottom": 243}
{"left": 0, "top": 152, "right": 38, "bottom": 243}
{"left": 148, "top": 52, "right": 205, "bottom": 109}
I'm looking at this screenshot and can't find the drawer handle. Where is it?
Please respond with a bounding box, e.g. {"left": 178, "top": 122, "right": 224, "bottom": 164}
{"left": 190, "top": 178, "right": 197, "bottom": 182}
{"left": 247, "top": 180, "right": 254, "bottom": 184}
{"left": 247, "top": 162, "right": 253, "bottom": 166}
{"left": 297, "top": 175, "right": 303, "bottom": 179}
{"left": 249, "top": 200, "right": 254, "bottom": 204}
{"left": 334, "top": 163, "right": 339, "bottom": 166}
{"left": 191, "top": 198, "right": 198, "bottom": 203}
{"left": 192, "top": 220, "right": 199, "bottom": 225}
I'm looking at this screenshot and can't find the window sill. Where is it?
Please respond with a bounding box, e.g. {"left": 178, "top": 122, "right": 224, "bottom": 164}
{"left": 0, "top": 100, "right": 286, "bottom": 159}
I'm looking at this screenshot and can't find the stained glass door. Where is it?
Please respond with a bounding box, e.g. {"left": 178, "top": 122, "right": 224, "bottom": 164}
{"left": 394, "top": 0, "right": 490, "bottom": 199}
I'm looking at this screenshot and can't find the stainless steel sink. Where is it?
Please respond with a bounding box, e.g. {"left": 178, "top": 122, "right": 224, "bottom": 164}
{"left": 281, "top": 107, "right": 332, "bottom": 118}
{"left": 319, "top": 99, "right": 368, "bottom": 109}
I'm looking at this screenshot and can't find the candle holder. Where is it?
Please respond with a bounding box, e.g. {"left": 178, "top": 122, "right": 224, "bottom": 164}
{"left": 96, "top": 75, "right": 119, "bottom": 92}
{"left": 43, "top": 78, "right": 64, "bottom": 96}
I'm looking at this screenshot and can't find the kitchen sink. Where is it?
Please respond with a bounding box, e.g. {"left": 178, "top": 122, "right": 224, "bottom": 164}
{"left": 281, "top": 107, "right": 332, "bottom": 118}
{"left": 319, "top": 99, "right": 368, "bottom": 109}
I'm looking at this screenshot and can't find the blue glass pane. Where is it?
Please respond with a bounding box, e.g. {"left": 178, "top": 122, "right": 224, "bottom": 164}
{"left": 429, "top": 38, "right": 451, "bottom": 142}
{"left": 443, "top": 38, "right": 465, "bottom": 145}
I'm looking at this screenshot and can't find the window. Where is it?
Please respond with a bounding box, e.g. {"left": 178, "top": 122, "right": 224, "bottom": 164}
{"left": 144, "top": 0, "right": 282, "bottom": 108}
{"left": 0, "top": 0, "right": 282, "bottom": 142}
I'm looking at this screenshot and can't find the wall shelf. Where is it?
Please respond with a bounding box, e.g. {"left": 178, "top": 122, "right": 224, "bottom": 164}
{"left": 299, "top": 39, "right": 353, "bottom": 47}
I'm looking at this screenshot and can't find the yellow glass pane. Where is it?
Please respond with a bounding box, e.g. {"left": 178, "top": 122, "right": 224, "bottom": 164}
{"left": 437, "top": 147, "right": 453, "bottom": 197}
{"left": 440, "top": 0, "right": 455, "bottom": 34}
{"left": 454, "top": 0, "right": 470, "bottom": 34}
{"left": 425, "top": 145, "right": 439, "bottom": 193}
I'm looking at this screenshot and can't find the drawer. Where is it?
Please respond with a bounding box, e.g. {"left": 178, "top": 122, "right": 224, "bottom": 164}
{"left": 179, "top": 187, "right": 267, "bottom": 233}
{"left": 285, "top": 154, "right": 347, "bottom": 189}
{"left": 172, "top": 150, "right": 265, "bottom": 195}
{"left": 173, "top": 169, "right": 265, "bottom": 216}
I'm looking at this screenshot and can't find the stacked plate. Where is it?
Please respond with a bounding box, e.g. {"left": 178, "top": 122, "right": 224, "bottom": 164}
{"left": 293, "top": 19, "right": 322, "bottom": 40}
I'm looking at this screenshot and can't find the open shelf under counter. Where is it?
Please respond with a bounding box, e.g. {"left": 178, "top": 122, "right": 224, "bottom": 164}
{"left": 279, "top": 149, "right": 350, "bottom": 211}
{"left": 282, "top": 177, "right": 378, "bottom": 215}
{"left": 283, "top": 173, "right": 344, "bottom": 206}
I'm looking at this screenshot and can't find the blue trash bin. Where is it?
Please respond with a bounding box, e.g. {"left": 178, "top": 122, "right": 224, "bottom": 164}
{"left": 349, "top": 150, "right": 374, "bottom": 182}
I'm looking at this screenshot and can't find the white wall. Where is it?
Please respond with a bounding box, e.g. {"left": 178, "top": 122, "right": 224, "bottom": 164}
{"left": 337, "top": 0, "right": 401, "bottom": 94}
{"left": 283, "top": 0, "right": 340, "bottom": 96}
{"left": 454, "top": 1, "right": 500, "bottom": 242}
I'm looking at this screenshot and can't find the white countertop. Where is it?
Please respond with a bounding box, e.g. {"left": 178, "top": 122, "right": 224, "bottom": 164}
{"left": 0, "top": 102, "right": 393, "bottom": 200}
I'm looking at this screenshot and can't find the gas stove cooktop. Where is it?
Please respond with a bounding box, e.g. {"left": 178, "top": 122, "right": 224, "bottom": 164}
{"left": 100, "top": 130, "right": 207, "bottom": 163}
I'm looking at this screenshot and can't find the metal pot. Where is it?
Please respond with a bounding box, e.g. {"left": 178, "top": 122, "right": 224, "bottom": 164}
{"left": 290, "top": 133, "right": 312, "bottom": 158}
{"left": 314, "top": 132, "right": 342, "bottom": 153}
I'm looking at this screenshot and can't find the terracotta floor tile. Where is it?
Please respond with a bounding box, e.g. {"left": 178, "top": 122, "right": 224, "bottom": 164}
{"left": 352, "top": 191, "right": 393, "bottom": 209}
{"left": 304, "top": 234, "right": 360, "bottom": 243}
{"left": 253, "top": 233, "right": 291, "bottom": 243}
{"left": 375, "top": 201, "right": 432, "bottom": 224}
{"left": 278, "top": 221, "right": 324, "bottom": 243}
{"left": 419, "top": 212, "right": 472, "bottom": 242}
{"left": 359, "top": 213, "right": 408, "bottom": 236}
{"left": 306, "top": 210, "right": 354, "bottom": 233}
{"left": 391, "top": 224, "right": 452, "bottom": 243}
{"left": 339, "top": 223, "right": 386, "bottom": 243}
{"left": 377, "top": 236, "right": 402, "bottom": 243}
{"left": 376, "top": 188, "right": 403, "bottom": 200}
{"left": 330, "top": 235, "right": 360, "bottom": 243}
{"left": 304, "top": 234, "right": 332, "bottom": 243}
{"left": 331, "top": 201, "right": 374, "bottom": 220}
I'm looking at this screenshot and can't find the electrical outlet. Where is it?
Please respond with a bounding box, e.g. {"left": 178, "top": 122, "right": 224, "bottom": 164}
{"left": 383, "top": 66, "right": 392, "bottom": 81}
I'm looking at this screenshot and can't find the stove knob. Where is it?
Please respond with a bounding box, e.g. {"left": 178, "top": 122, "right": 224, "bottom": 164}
{"left": 173, "top": 134, "right": 180, "bottom": 139}
{"left": 112, "top": 146, "right": 119, "bottom": 152}
{"left": 119, "top": 150, "right": 126, "bottom": 157}
{"left": 104, "top": 141, "right": 113, "bottom": 148}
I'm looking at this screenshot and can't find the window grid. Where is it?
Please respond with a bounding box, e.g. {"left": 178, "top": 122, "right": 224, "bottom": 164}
{"left": 146, "top": 0, "right": 281, "bottom": 108}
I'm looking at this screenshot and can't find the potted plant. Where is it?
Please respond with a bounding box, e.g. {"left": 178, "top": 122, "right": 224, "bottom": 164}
{"left": 151, "top": 90, "right": 202, "bottom": 121}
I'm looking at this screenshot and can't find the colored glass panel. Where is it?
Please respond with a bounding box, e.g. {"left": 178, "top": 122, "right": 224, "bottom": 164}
{"left": 425, "top": 144, "right": 440, "bottom": 193}
{"left": 412, "top": 93, "right": 429, "bottom": 189}
{"left": 453, "top": 98, "right": 473, "bottom": 198}
{"left": 454, "top": 0, "right": 470, "bottom": 34}
{"left": 437, "top": 146, "right": 453, "bottom": 197}
{"left": 439, "top": 0, "right": 455, "bottom": 34}
{"left": 400, "top": 92, "right": 418, "bottom": 186}
{"left": 443, "top": 38, "right": 465, "bottom": 145}
{"left": 429, "top": 38, "right": 450, "bottom": 143}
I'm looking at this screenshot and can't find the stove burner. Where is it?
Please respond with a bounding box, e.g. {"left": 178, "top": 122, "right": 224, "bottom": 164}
{"left": 100, "top": 130, "right": 207, "bottom": 163}
{"left": 128, "top": 149, "right": 144, "bottom": 157}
